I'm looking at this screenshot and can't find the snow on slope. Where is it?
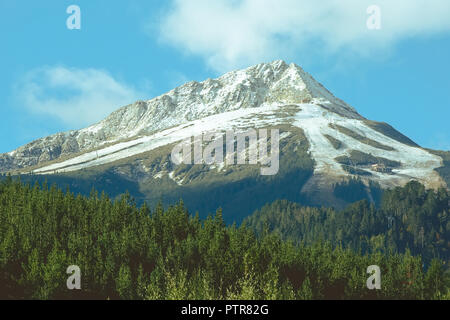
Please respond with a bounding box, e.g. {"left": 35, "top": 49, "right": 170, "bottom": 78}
{"left": 31, "top": 102, "right": 444, "bottom": 190}
{"left": 32, "top": 103, "right": 285, "bottom": 174}
{"left": 293, "top": 104, "right": 443, "bottom": 189}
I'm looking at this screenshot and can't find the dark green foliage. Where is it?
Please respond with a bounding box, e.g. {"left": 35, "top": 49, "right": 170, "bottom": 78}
{"left": 17, "top": 169, "right": 145, "bottom": 203}
{"left": 333, "top": 177, "right": 383, "bottom": 204}
{"left": 246, "top": 181, "right": 449, "bottom": 268}
{"left": 329, "top": 123, "right": 395, "bottom": 151}
{"left": 0, "top": 179, "right": 448, "bottom": 300}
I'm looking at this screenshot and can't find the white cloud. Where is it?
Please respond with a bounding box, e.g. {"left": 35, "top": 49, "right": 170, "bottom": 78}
{"left": 16, "top": 66, "right": 143, "bottom": 128}
{"left": 159, "top": 0, "right": 450, "bottom": 72}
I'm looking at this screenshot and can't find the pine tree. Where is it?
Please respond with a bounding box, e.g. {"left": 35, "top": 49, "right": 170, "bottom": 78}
{"left": 116, "top": 264, "right": 133, "bottom": 299}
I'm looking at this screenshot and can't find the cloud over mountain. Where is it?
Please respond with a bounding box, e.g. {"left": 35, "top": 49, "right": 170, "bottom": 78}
{"left": 159, "top": 0, "right": 450, "bottom": 71}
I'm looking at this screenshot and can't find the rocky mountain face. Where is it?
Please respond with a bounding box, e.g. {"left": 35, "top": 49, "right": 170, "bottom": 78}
{"left": 0, "top": 61, "right": 359, "bottom": 172}
{"left": 1, "top": 60, "right": 448, "bottom": 222}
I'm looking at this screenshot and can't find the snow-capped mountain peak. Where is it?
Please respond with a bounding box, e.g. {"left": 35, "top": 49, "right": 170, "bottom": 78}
{"left": 0, "top": 60, "right": 361, "bottom": 172}
{"left": 0, "top": 60, "right": 446, "bottom": 198}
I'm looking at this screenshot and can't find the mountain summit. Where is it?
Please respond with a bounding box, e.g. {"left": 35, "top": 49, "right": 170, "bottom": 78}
{"left": 1, "top": 60, "right": 447, "bottom": 221}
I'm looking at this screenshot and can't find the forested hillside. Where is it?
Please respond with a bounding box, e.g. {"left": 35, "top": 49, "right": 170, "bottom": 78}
{"left": 246, "top": 181, "right": 449, "bottom": 266}
{"left": 0, "top": 177, "right": 448, "bottom": 299}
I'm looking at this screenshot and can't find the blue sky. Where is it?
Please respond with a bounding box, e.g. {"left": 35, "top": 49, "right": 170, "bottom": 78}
{"left": 1, "top": 0, "right": 449, "bottom": 153}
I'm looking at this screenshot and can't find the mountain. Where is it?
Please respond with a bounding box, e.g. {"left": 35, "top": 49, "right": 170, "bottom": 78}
{"left": 1, "top": 60, "right": 448, "bottom": 222}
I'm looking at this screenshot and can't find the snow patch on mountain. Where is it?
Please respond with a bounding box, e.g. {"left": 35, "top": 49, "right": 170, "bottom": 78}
{"left": 292, "top": 104, "right": 443, "bottom": 189}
